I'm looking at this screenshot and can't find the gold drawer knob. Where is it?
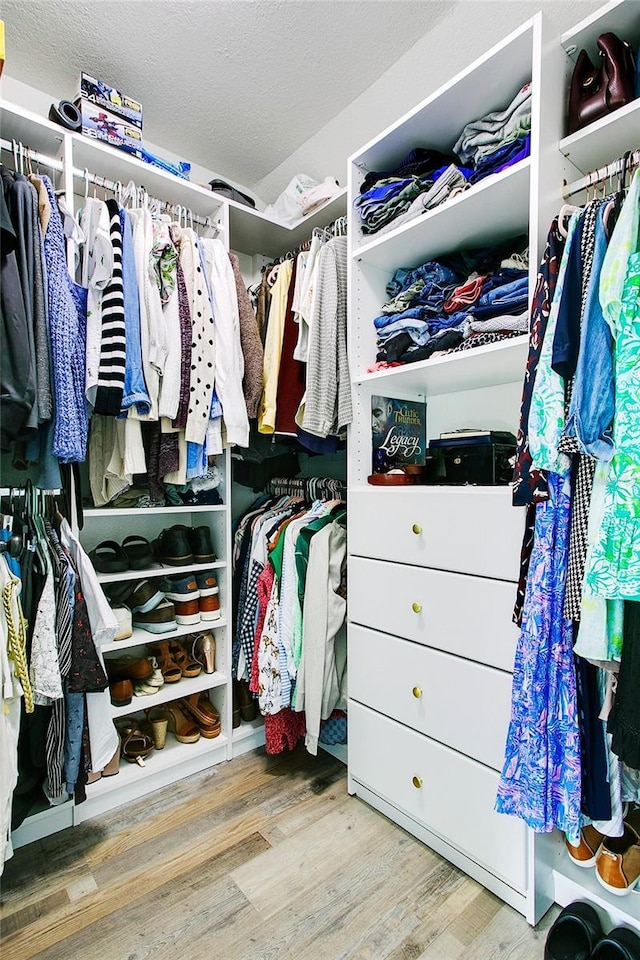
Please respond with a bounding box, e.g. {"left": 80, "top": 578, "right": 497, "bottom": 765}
{"left": 412, "top": 775, "right": 423, "bottom": 789}
{"left": 412, "top": 523, "right": 422, "bottom": 535}
{"left": 412, "top": 602, "right": 422, "bottom": 614}
{"left": 412, "top": 686, "right": 422, "bottom": 699}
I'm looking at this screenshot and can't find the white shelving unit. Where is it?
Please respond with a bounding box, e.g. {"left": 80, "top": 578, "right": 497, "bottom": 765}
{"left": 347, "top": 0, "right": 640, "bottom": 934}
{"left": 346, "top": 12, "right": 568, "bottom": 927}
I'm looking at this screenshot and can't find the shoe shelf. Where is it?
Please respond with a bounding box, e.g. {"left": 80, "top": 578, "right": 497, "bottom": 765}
{"left": 101, "top": 617, "right": 227, "bottom": 653}
{"left": 352, "top": 159, "right": 531, "bottom": 272}
{"left": 96, "top": 559, "right": 226, "bottom": 584}
{"left": 85, "top": 504, "right": 226, "bottom": 518}
{"left": 231, "top": 716, "right": 266, "bottom": 758}
{"left": 107, "top": 669, "right": 227, "bottom": 719}
{"left": 78, "top": 732, "right": 229, "bottom": 820}
{"left": 546, "top": 833, "right": 640, "bottom": 932}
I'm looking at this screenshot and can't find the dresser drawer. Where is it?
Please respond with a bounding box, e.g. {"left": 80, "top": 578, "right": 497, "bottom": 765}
{"left": 349, "top": 625, "right": 512, "bottom": 771}
{"left": 348, "top": 701, "right": 527, "bottom": 892}
{"left": 349, "top": 557, "right": 518, "bottom": 672}
{"left": 349, "top": 488, "right": 523, "bottom": 580}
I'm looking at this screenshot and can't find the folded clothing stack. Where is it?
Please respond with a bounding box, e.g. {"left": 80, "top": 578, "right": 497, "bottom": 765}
{"left": 353, "top": 83, "right": 532, "bottom": 239}
{"left": 372, "top": 243, "right": 529, "bottom": 368}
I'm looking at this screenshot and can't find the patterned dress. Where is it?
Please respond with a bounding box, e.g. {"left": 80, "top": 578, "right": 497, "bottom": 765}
{"left": 585, "top": 172, "right": 640, "bottom": 599}
{"left": 496, "top": 472, "right": 582, "bottom": 842}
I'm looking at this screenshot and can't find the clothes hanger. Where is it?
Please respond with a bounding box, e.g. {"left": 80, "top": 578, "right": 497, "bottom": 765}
{"left": 557, "top": 202, "right": 581, "bottom": 238}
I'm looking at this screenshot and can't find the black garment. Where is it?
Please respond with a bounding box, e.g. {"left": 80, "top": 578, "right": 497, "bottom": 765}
{"left": 68, "top": 581, "right": 109, "bottom": 693}
{"left": 0, "top": 172, "right": 35, "bottom": 450}
{"left": 575, "top": 651, "right": 612, "bottom": 821}
{"left": 608, "top": 602, "right": 640, "bottom": 769}
{"left": 399, "top": 328, "right": 464, "bottom": 363}
{"left": 360, "top": 148, "right": 456, "bottom": 194}
{"left": 11, "top": 703, "right": 52, "bottom": 830}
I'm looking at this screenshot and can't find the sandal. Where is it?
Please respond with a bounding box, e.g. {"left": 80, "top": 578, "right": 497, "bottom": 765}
{"left": 168, "top": 640, "right": 202, "bottom": 678}
{"left": 180, "top": 693, "right": 221, "bottom": 738}
{"left": 115, "top": 720, "right": 154, "bottom": 764}
{"left": 89, "top": 540, "right": 129, "bottom": 573}
{"left": 165, "top": 701, "right": 200, "bottom": 743}
{"left": 152, "top": 640, "right": 183, "bottom": 683}
{"left": 121, "top": 535, "right": 156, "bottom": 570}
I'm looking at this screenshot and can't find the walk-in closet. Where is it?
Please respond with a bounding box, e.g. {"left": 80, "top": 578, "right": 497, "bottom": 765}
{"left": 2, "top": 1, "right": 640, "bottom": 957}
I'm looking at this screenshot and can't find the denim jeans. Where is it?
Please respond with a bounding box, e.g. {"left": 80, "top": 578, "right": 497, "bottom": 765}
{"left": 374, "top": 305, "right": 430, "bottom": 329}
{"left": 563, "top": 206, "right": 614, "bottom": 461}
{"left": 386, "top": 261, "right": 457, "bottom": 298}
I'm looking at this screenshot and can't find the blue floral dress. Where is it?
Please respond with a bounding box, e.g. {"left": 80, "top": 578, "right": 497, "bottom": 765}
{"left": 496, "top": 472, "right": 582, "bottom": 842}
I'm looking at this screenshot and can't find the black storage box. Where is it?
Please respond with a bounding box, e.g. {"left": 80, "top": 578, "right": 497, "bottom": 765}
{"left": 424, "top": 441, "right": 515, "bottom": 485}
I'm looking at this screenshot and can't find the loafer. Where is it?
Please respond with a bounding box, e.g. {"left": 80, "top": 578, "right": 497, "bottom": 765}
{"left": 126, "top": 579, "right": 165, "bottom": 614}
{"left": 106, "top": 656, "right": 154, "bottom": 681}
{"left": 566, "top": 824, "right": 606, "bottom": 868}
{"left": 592, "top": 927, "right": 640, "bottom": 959}
{"left": 544, "top": 901, "right": 603, "bottom": 960}
{"left": 109, "top": 678, "right": 133, "bottom": 707}
{"left": 132, "top": 599, "right": 178, "bottom": 634}
{"left": 155, "top": 526, "right": 194, "bottom": 566}
{"left": 596, "top": 810, "right": 640, "bottom": 896}
{"left": 187, "top": 525, "right": 216, "bottom": 563}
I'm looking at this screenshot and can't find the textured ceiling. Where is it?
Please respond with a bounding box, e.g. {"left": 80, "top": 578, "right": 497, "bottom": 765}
{"left": 2, "top": 0, "right": 453, "bottom": 188}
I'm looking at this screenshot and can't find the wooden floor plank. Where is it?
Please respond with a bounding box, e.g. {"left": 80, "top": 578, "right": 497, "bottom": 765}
{"left": 2, "top": 746, "right": 555, "bottom": 960}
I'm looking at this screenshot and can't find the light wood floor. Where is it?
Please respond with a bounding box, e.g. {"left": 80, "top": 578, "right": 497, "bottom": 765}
{"left": 1, "top": 746, "right": 557, "bottom": 960}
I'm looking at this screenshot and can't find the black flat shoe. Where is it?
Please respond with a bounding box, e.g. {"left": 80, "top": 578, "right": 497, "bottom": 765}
{"left": 592, "top": 927, "right": 640, "bottom": 960}
{"left": 545, "top": 901, "right": 603, "bottom": 960}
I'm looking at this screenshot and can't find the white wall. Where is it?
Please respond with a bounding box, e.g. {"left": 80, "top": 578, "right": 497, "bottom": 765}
{"left": 252, "top": 0, "right": 602, "bottom": 201}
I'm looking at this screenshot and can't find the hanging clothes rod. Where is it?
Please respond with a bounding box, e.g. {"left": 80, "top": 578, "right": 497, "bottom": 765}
{"left": 563, "top": 147, "right": 640, "bottom": 199}
{"left": 0, "top": 136, "right": 219, "bottom": 229}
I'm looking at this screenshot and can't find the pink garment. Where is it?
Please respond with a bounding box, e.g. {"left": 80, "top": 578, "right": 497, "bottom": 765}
{"left": 265, "top": 708, "right": 306, "bottom": 754}
{"left": 250, "top": 563, "right": 275, "bottom": 694}
{"left": 443, "top": 274, "right": 486, "bottom": 313}
{"left": 365, "top": 360, "right": 403, "bottom": 373}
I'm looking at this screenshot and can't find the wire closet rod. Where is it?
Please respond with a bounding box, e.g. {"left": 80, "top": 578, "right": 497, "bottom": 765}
{"left": 563, "top": 147, "right": 640, "bottom": 199}
{"left": 0, "top": 137, "right": 219, "bottom": 229}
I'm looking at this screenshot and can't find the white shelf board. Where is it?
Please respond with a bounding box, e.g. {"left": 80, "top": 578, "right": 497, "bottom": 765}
{"left": 553, "top": 851, "right": 640, "bottom": 933}
{"left": 0, "top": 98, "right": 67, "bottom": 156}
{"left": 350, "top": 18, "right": 534, "bottom": 171}
{"left": 101, "top": 617, "right": 227, "bottom": 653}
{"left": 228, "top": 187, "right": 347, "bottom": 258}
{"left": 11, "top": 800, "right": 74, "bottom": 850}
{"left": 232, "top": 717, "right": 265, "bottom": 743}
{"left": 353, "top": 160, "right": 531, "bottom": 272}
{"left": 96, "top": 559, "right": 226, "bottom": 584}
{"left": 319, "top": 742, "right": 347, "bottom": 765}
{"left": 107, "top": 670, "right": 227, "bottom": 718}
{"left": 83, "top": 732, "right": 228, "bottom": 797}
{"left": 561, "top": 0, "right": 640, "bottom": 55}
{"left": 559, "top": 99, "right": 640, "bottom": 175}
{"left": 353, "top": 335, "right": 528, "bottom": 397}
{"left": 85, "top": 504, "right": 226, "bottom": 518}
{"left": 71, "top": 133, "right": 224, "bottom": 218}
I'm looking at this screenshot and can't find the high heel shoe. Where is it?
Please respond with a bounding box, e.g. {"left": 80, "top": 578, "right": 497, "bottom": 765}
{"left": 165, "top": 700, "right": 201, "bottom": 743}
{"left": 145, "top": 705, "right": 170, "bottom": 750}
{"left": 168, "top": 639, "right": 202, "bottom": 678}
{"left": 192, "top": 631, "right": 216, "bottom": 674}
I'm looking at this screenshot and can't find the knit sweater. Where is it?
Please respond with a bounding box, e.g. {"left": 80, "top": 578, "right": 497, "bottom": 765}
{"left": 43, "top": 176, "right": 88, "bottom": 463}
{"left": 94, "top": 199, "right": 126, "bottom": 415}
{"left": 228, "top": 253, "right": 264, "bottom": 419}
{"left": 299, "top": 237, "right": 352, "bottom": 438}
